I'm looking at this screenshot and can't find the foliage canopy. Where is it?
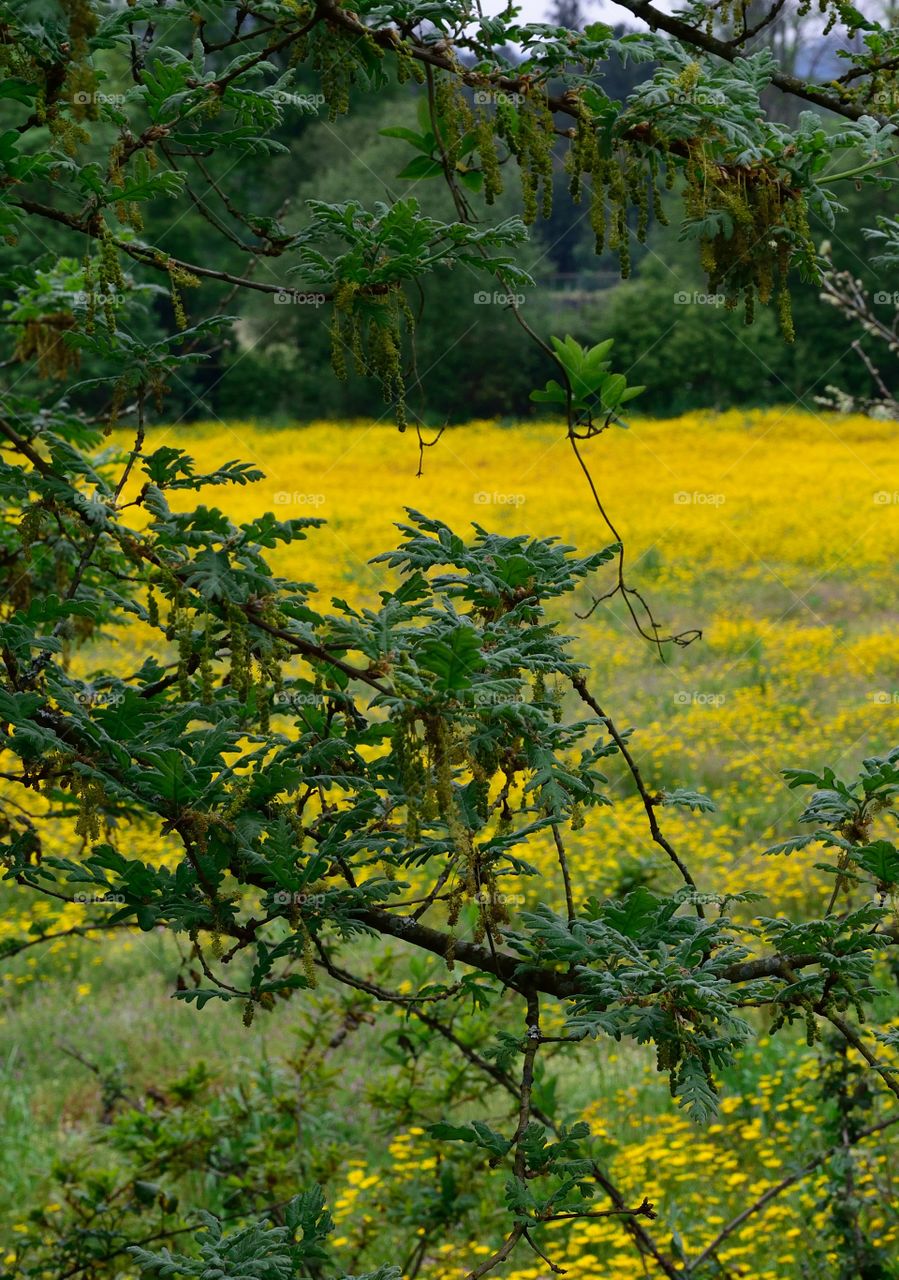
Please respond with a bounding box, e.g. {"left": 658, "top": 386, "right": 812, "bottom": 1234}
{"left": 2, "top": 1, "right": 899, "bottom": 1276}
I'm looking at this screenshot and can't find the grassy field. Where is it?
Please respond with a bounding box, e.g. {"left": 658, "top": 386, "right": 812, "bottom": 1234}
{"left": 2, "top": 408, "right": 899, "bottom": 1277}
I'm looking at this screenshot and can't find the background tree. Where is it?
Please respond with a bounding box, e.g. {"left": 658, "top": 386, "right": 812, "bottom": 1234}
{"left": 2, "top": 1, "right": 899, "bottom": 1277}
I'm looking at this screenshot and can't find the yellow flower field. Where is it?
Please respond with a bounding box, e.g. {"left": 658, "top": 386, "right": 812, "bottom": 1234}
{"left": 156, "top": 405, "right": 899, "bottom": 595}
{"left": 134, "top": 405, "right": 899, "bottom": 917}
{"left": 2, "top": 407, "right": 898, "bottom": 1279}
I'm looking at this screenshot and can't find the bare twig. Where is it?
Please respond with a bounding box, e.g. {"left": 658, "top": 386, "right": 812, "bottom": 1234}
{"left": 687, "top": 1112, "right": 899, "bottom": 1273}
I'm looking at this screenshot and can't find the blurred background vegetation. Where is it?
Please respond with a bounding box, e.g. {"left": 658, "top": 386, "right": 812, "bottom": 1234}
{"left": 6, "top": 4, "right": 896, "bottom": 426}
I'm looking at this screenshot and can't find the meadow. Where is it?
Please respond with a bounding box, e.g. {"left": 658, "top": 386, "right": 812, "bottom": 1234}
{"left": 2, "top": 407, "right": 899, "bottom": 1278}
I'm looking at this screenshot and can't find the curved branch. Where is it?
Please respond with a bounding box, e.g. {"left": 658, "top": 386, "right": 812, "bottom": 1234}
{"left": 618, "top": 0, "right": 879, "bottom": 122}
{"left": 571, "top": 675, "right": 702, "bottom": 901}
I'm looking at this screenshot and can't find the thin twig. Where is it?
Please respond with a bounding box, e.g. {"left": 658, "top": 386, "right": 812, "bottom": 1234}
{"left": 571, "top": 675, "right": 702, "bottom": 905}
{"left": 686, "top": 1112, "right": 899, "bottom": 1273}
